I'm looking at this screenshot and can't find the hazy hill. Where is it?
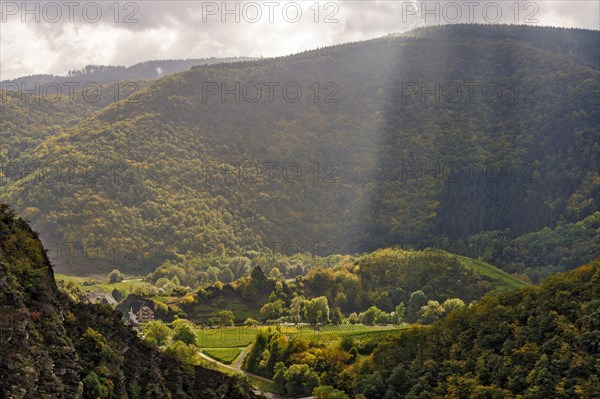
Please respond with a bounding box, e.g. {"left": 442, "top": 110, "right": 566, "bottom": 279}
{"left": 1, "top": 24, "right": 598, "bottom": 274}
{"left": 0, "top": 204, "right": 258, "bottom": 398}
{"left": 464, "top": 211, "right": 600, "bottom": 282}
{"left": 0, "top": 57, "right": 257, "bottom": 91}
{"left": 405, "top": 24, "right": 600, "bottom": 69}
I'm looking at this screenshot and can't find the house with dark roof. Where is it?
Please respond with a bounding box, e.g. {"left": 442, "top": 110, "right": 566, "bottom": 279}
{"left": 117, "top": 294, "right": 156, "bottom": 325}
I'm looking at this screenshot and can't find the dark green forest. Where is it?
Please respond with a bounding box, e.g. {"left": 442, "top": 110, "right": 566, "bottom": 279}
{"left": 242, "top": 259, "right": 600, "bottom": 398}
{"left": 358, "top": 260, "right": 600, "bottom": 398}
{"left": 1, "top": 25, "right": 598, "bottom": 279}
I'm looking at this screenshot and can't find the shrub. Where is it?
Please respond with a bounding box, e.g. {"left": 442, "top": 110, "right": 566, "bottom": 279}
{"left": 108, "top": 269, "right": 124, "bottom": 283}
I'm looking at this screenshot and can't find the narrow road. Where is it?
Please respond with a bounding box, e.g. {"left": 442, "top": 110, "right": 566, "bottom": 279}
{"left": 197, "top": 348, "right": 274, "bottom": 384}
{"left": 234, "top": 343, "right": 252, "bottom": 370}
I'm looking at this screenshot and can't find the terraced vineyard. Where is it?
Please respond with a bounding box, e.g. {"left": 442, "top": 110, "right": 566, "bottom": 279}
{"left": 196, "top": 326, "right": 262, "bottom": 348}
{"left": 289, "top": 324, "right": 406, "bottom": 345}
{"left": 195, "top": 324, "right": 405, "bottom": 351}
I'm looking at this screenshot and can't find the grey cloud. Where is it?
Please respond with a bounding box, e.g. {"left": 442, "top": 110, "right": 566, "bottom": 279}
{"left": 1, "top": 0, "right": 598, "bottom": 79}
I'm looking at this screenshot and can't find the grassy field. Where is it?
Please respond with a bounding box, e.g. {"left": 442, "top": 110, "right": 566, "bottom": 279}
{"left": 248, "top": 375, "right": 282, "bottom": 395}
{"left": 458, "top": 256, "right": 530, "bottom": 290}
{"left": 201, "top": 347, "right": 244, "bottom": 364}
{"left": 55, "top": 274, "right": 153, "bottom": 296}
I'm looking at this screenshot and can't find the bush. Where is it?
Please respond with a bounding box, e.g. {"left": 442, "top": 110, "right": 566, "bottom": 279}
{"left": 218, "top": 310, "right": 235, "bottom": 327}
{"left": 284, "top": 364, "right": 320, "bottom": 396}
{"left": 340, "top": 336, "right": 354, "bottom": 352}
{"left": 82, "top": 371, "right": 108, "bottom": 399}
{"left": 313, "top": 385, "right": 350, "bottom": 399}
{"left": 108, "top": 269, "right": 124, "bottom": 283}
{"left": 244, "top": 317, "right": 259, "bottom": 326}
{"left": 173, "top": 323, "right": 197, "bottom": 345}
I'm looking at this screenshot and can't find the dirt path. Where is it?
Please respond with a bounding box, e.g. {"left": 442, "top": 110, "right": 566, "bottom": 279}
{"left": 234, "top": 343, "right": 252, "bottom": 370}
{"left": 197, "top": 349, "right": 274, "bottom": 384}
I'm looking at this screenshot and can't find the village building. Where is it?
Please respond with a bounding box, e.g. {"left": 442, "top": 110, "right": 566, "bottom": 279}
{"left": 117, "top": 294, "right": 156, "bottom": 326}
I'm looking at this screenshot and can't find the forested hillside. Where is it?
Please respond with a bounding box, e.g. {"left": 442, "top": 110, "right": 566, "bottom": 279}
{"left": 239, "top": 259, "right": 600, "bottom": 398}
{"left": 1, "top": 80, "right": 150, "bottom": 163}
{"left": 0, "top": 204, "right": 258, "bottom": 398}
{"left": 463, "top": 211, "right": 600, "bottom": 283}
{"left": 406, "top": 24, "right": 600, "bottom": 68}
{"left": 1, "top": 24, "right": 598, "bottom": 275}
{"left": 354, "top": 260, "right": 600, "bottom": 398}
{"left": 163, "top": 248, "right": 528, "bottom": 324}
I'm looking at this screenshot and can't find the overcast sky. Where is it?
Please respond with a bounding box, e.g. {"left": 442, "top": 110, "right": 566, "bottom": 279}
{"left": 1, "top": 0, "right": 599, "bottom": 80}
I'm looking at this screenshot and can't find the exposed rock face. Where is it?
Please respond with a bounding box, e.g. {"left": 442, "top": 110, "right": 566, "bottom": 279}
{"left": 0, "top": 261, "right": 6, "bottom": 285}
{"left": 0, "top": 204, "right": 259, "bottom": 399}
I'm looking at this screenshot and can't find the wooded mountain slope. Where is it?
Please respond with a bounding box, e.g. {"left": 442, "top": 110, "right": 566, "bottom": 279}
{"left": 1, "top": 24, "right": 598, "bottom": 273}
{"left": 0, "top": 204, "right": 258, "bottom": 399}
{"left": 353, "top": 259, "right": 600, "bottom": 398}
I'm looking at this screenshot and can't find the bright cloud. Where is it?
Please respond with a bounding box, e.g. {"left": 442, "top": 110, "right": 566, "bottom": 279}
{"left": 1, "top": 0, "right": 598, "bottom": 79}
